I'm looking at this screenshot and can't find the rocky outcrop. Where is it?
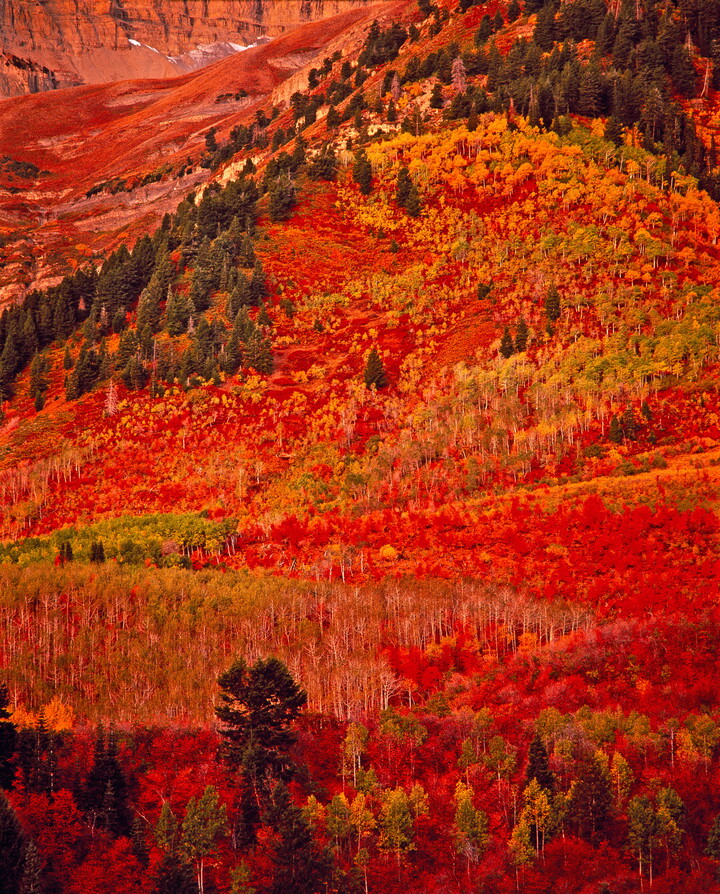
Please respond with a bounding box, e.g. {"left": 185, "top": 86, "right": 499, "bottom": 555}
{"left": 0, "top": 0, "right": 372, "bottom": 97}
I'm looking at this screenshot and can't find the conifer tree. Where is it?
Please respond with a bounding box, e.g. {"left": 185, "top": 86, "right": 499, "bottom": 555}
{"left": 353, "top": 151, "right": 373, "bottom": 195}
{"left": 515, "top": 317, "right": 529, "bottom": 352}
{"left": 396, "top": 167, "right": 413, "bottom": 207}
{"left": 405, "top": 185, "right": 422, "bottom": 217}
{"left": 364, "top": 347, "right": 388, "bottom": 389}
{"left": 545, "top": 286, "right": 561, "bottom": 321}
{"left": 430, "top": 83, "right": 445, "bottom": 108}
{"left": 608, "top": 415, "right": 623, "bottom": 443}
{"left": 19, "top": 840, "right": 41, "bottom": 894}
{"left": 0, "top": 792, "right": 24, "bottom": 894}
{"left": 268, "top": 783, "right": 332, "bottom": 894}
{"left": 215, "top": 657, "right": 306, "bottom": 791}
{"left": 0, "top": 685, "right": 16, "bottom": 790}
{"left": 268, "top": 174, "right": 297, "bottom": 222}
{"left": 526, "top": 735, "right": 554, "bottom": 790}
{"left": 499, "top": 327, "right": 515, "bottom": 358}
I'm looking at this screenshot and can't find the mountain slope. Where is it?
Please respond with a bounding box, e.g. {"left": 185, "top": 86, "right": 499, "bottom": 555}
{"left": 0, "top": 0, "right": 375, "bottom": 96}
{"left": 0, "top": 2, "right": 399, "bottom": 303}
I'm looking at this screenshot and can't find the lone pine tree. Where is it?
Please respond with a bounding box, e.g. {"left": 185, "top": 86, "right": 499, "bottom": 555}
{"left": 364, "top": 347, "right": 388, "bottom": 389}
{"left": 215, "top": 657, "right": 307, "bottom": 793}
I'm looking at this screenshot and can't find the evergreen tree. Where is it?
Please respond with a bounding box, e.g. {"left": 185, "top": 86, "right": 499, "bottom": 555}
{"left": 19, "top": 840, "right": 41, "bottom": 894}
{"left": 0, "top": 685, "right": 16, "bottom": 790}
{"left": 326, "top": 105, "right": 340, "bottom": 129}
{"left": 620, "top": 406, "right": 638, "bottom": 440}
{"left": 526, "top": 735, "right": 554, "bottom": 790}
{"left": 430, "top": 83, "right": 445, "bottom": 108}
{"left": 268, "top": 784, "right": 333, "bottom": 894}
{"left": 245, "top": 333, "right": 274, "bottom": 375}
{"left": 268, "top": 174, "right": 297, "bottom": 222}
{"left": 249, "top": 262, "right": 267, "bottom": 306}
{"left": 81, "top": 727, "right": 131, "bottom": 837}
{"left": 545, "top": 285, "right": 561, "bottom": 321}
{"left": 568, "top": 757, "right": 613, "bottom": 843}
{"left": 578, "top": 61, "right": 605, "bottom": 116}
{"left": 396, "top": 167, "right": 413, "bottom": 207}
{"left": 0, "top": 792, "right": 24, "bottom": 894}
{"left": 307, "top": 145, "right": 337, "bottom": 181}
{"left": 165, "top": 289, "right": 191, "bottom": 336}
{"left": 515, "top": 317, "right": 529, "bottom": 352}
{"left": 671, "top": 45, "right": 696, "bottom": 97}
{"left": 364, "top": 347, "right": 388, "bottom": 389}
{"left": 352, "top": 151, "right": 373, "bottom": 194}
{"left": 499, "top": 327, "right": 515, "bottom": 358}
{"left": 405, "top": 184, "right": 422, "bottom": 217}
{"left": 608, "top": 415, "right": 623, "bottom": 443}
{"left": 215, "top": 657, "right": 307, "bottom": 792}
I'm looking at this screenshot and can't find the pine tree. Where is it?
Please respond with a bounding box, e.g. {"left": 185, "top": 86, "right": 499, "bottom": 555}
{"left": 0, "top": 792, "right": 24, "bottom": 894}
{"left": 0, "top": 685, "right": 16, "bottom": 791}
{"left": 216, "top": 658, "right": 306, "bottom": 801}
{"left": 396, "top": 167, "right": 413, "bottom": 207}
{"left": 364, "top": 347, "right": 388, "bottom": 389}
{"left": 82, "top": 727, "right": 131, "bottom": 837}
{"left": 268, "top": 174, "right": 296, "bottom": 222}
{"left": 499, "top": 327, "right": 515, "bottom": 358}
{"left": 165, "top": 289, "right": 191, "bottom": 336}
{"left": 104, "top": 380, "right": 119, "bottom": 417}
{"left": 353, "top": 151, "right": 373, "bottom": 194}
{"left": 451, "top": 57, "right": 467, "bottom": 94}
{"left": 268, "top": 784, "right": 332, "bottom": 894}
{"left": 545, "top": 286, "right": 561, "bottom": 321}
{"left": 430, "top": 83, "right": 445, "bottom": 108}
{"left": 608, "top": 415, "right": 623, "bottom": 443}
{"left": 526, "top": 735, "right": 554, "bottom": 790}
{"left": 249, "top": 262, "right": 267, "bottom": 306}
{"left": 19, "top": 840, "right": 41, "bottom": 894}
{"left": 515, "top": 317, "right": 529, "bottom": 352}
{"left": 246, "top": 333, "right": 274, "bottom": 375}
{"left": 568, "top": 757, "right": 612, "bottom": 843}
{"left": 405, "top": 184, "right": 422, "bottom": 217}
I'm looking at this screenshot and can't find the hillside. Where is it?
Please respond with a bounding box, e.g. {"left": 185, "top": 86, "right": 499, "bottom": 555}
{"left": 1, "top": 0, "right": 720, "bottom": 891}
{"left": 0, "top": 0, "right": 374, "bottom": 96}
{"left": 0, "top": 2, "right": 398, "bottom": 304}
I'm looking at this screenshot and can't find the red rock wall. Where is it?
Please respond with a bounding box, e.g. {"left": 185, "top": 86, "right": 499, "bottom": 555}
{"left": 0, "top": 0, "right": 372, "bottom": 96}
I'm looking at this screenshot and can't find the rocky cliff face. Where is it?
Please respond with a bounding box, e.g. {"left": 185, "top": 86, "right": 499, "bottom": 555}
{"left": 0, "top": 0, "right": 371, "bottom": 96}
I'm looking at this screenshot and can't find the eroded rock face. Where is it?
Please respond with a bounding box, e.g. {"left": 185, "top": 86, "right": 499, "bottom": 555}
{"left": 0, "top": 2, "right": 386, "bottom": 303}
{"left": 0, "top": 0, "right": 371, "bottom": 96}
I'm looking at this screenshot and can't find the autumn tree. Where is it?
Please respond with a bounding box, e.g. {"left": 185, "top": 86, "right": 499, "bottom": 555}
{"left": 180, "top": 786, "right": 228, "bottom": 894}
{"left": 453, "top": 782, "right": 488, "bottom": 869}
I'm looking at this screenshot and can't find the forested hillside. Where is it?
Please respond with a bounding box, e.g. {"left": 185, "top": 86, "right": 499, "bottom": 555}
{"left": 1, "top": 0, "right": 720, "bottom": 890}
